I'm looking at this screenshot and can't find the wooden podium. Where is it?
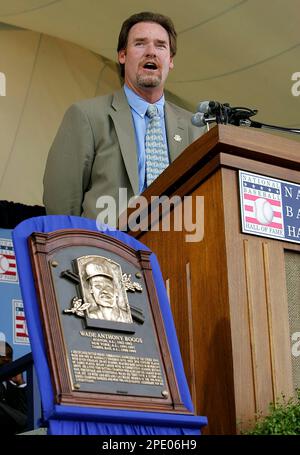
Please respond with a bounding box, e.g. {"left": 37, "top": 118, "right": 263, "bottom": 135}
{"left": 125, "top": 125, "right": 300, "bottom": 434}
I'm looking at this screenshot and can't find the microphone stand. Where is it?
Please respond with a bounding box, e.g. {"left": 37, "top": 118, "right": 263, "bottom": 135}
{"left": 222, "top": 106, "right": 300, "bottom": 136}
{"left": 192, "top": 103, "right": 300, "bottom": 137}
{"left": 240, "top": 119, "right": 300, "bottom": 136}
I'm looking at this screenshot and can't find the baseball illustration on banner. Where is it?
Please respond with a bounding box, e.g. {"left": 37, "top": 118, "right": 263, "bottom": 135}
{"left": 0, "top": 238, "right": 18, "bottom": 283}
{"left": 239, "top": 170, "right": 300, "bottom": 243}
{"left": 254, "top": 198, "right": 274, "bottom": 225}
{"left": 0, "top": 254, "right": 10, "bottom": 274}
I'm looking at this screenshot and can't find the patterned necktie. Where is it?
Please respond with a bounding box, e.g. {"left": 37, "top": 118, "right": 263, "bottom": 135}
{"left": 145, "top": 104, "right": 169, "bottom": 187}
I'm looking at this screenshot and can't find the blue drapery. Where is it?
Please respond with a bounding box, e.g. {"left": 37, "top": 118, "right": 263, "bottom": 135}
{"left": 13, "top": 215, "right": 207, "bottom": 435}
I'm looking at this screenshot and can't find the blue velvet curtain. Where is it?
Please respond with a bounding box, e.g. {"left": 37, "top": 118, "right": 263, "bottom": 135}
{"left": 13, "top": 216, "right": 207, "bottom": 435}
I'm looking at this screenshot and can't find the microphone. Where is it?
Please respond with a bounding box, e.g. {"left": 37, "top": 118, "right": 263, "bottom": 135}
{"left": 208, "top": 101, "right": 225, "bottom": 114}
{"left": 197, "top": 101, "right": 210, "bottom": 113}
{"left": 192, "top": 100, "right": 258, "bottom": 127}
{"left": 191, "top": 100, "right": 300, "bottom": 136}
{"left": 191, "top": 100, "right": 226, "bottom": 128}
{"left": 191, "top": 112, "right": 206, "bottom": 127}
{"left": 197, "top": 101, "right": 225, "bottom": 115}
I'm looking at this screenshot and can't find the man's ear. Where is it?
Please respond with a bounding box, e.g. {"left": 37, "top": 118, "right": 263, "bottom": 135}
{"left": 169, "top": 56, "right": 174, "bottom": 70}
{"left": 118, "top": 49, "right": 126, "bottom": 65}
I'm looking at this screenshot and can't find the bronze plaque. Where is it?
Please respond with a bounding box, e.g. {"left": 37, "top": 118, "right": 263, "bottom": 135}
{"left": 29, "top": 229, "right": 189, "bottom": 414}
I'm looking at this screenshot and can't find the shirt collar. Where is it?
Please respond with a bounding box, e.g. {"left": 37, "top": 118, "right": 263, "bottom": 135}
{"left": 124, "top": 85, "right": 165, "bottom": 118}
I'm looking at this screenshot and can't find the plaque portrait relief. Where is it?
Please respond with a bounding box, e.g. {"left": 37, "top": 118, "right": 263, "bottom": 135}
{"left": 77, "top": 256, "right": 132, "bottom": 324}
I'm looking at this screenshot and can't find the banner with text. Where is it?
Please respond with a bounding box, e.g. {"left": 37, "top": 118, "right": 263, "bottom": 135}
{"left": 239, "top": 171, "right": 299, "bottom": 244}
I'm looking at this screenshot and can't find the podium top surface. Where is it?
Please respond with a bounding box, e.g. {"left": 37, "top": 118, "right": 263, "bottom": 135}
{"left": 210, "top": 124, "right": 300, "bottom": 162}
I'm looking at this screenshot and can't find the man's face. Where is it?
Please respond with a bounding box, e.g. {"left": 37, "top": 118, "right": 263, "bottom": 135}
{"left": 118, "top": 21, "right": 174, "bottom": 99}
{"left": 90, "top": 275, "right": 115, "bottom": 308}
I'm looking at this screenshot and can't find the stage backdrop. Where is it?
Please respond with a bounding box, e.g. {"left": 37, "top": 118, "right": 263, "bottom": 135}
{"left": 0, "top": 227, "right": 31, "bottom": 360}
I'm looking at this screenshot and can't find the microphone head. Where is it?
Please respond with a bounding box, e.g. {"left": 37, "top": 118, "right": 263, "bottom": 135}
{"left": 191, "top": 112, "right": 206, "bottom": 127}
{"left": 208, "top": 101, "right": 221, "bottom": 113}
{"left": 197, "top": 101, "right": 210, "bottom": 113}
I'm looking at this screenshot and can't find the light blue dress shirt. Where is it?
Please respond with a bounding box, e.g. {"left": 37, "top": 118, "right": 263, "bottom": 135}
{"left": 123, "top": 85, "right": 169, "bottom": 193}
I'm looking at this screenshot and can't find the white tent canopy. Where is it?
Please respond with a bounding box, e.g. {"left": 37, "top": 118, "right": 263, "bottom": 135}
{"left": 0, "top": 0, "right": 299, "bottom": 206}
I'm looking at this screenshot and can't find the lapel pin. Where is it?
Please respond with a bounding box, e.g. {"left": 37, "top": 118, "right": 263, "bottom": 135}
{"left": 173, "top": 134, "right": 182, "bottom": 142}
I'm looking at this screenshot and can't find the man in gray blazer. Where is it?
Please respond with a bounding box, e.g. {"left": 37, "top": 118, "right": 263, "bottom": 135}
{"left": 43, "top": 12, "right": 204, "bottom": 222}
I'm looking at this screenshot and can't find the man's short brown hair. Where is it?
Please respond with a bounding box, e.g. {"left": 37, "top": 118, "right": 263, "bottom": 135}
{"left": 117, "top": 11, "right": 177, "bottom": 78}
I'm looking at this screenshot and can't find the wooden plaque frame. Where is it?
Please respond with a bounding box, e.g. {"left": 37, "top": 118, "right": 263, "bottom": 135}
{"left": 28, "top": 229, "right": 189, "bottom": 414}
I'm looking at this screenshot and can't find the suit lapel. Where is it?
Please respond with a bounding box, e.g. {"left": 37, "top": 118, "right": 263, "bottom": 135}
{"left": 165, "top": 102, "right": 189, "bottom": 163}
{"left": 109, "top": 89, "right": 139, "bottom": 195}
{"left": 109, "top": 93, "right": 188, "bottom": 194}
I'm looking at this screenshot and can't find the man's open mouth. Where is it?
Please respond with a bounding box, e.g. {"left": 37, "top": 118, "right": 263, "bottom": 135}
{"left": 143, "top": 62, "right": 158, "bottom": 70}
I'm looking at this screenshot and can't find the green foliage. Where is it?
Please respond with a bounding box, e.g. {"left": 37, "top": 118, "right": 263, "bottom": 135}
{"left": 244, "top": 390, "right": 300, "bottom": 435}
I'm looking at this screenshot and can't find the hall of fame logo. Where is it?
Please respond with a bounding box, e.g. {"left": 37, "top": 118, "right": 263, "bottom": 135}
{"left": 0, "top": 238, "right": 18, "bottom": 283}
{"left": 239, "top": 171, "right": 299, "bottom": 244}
